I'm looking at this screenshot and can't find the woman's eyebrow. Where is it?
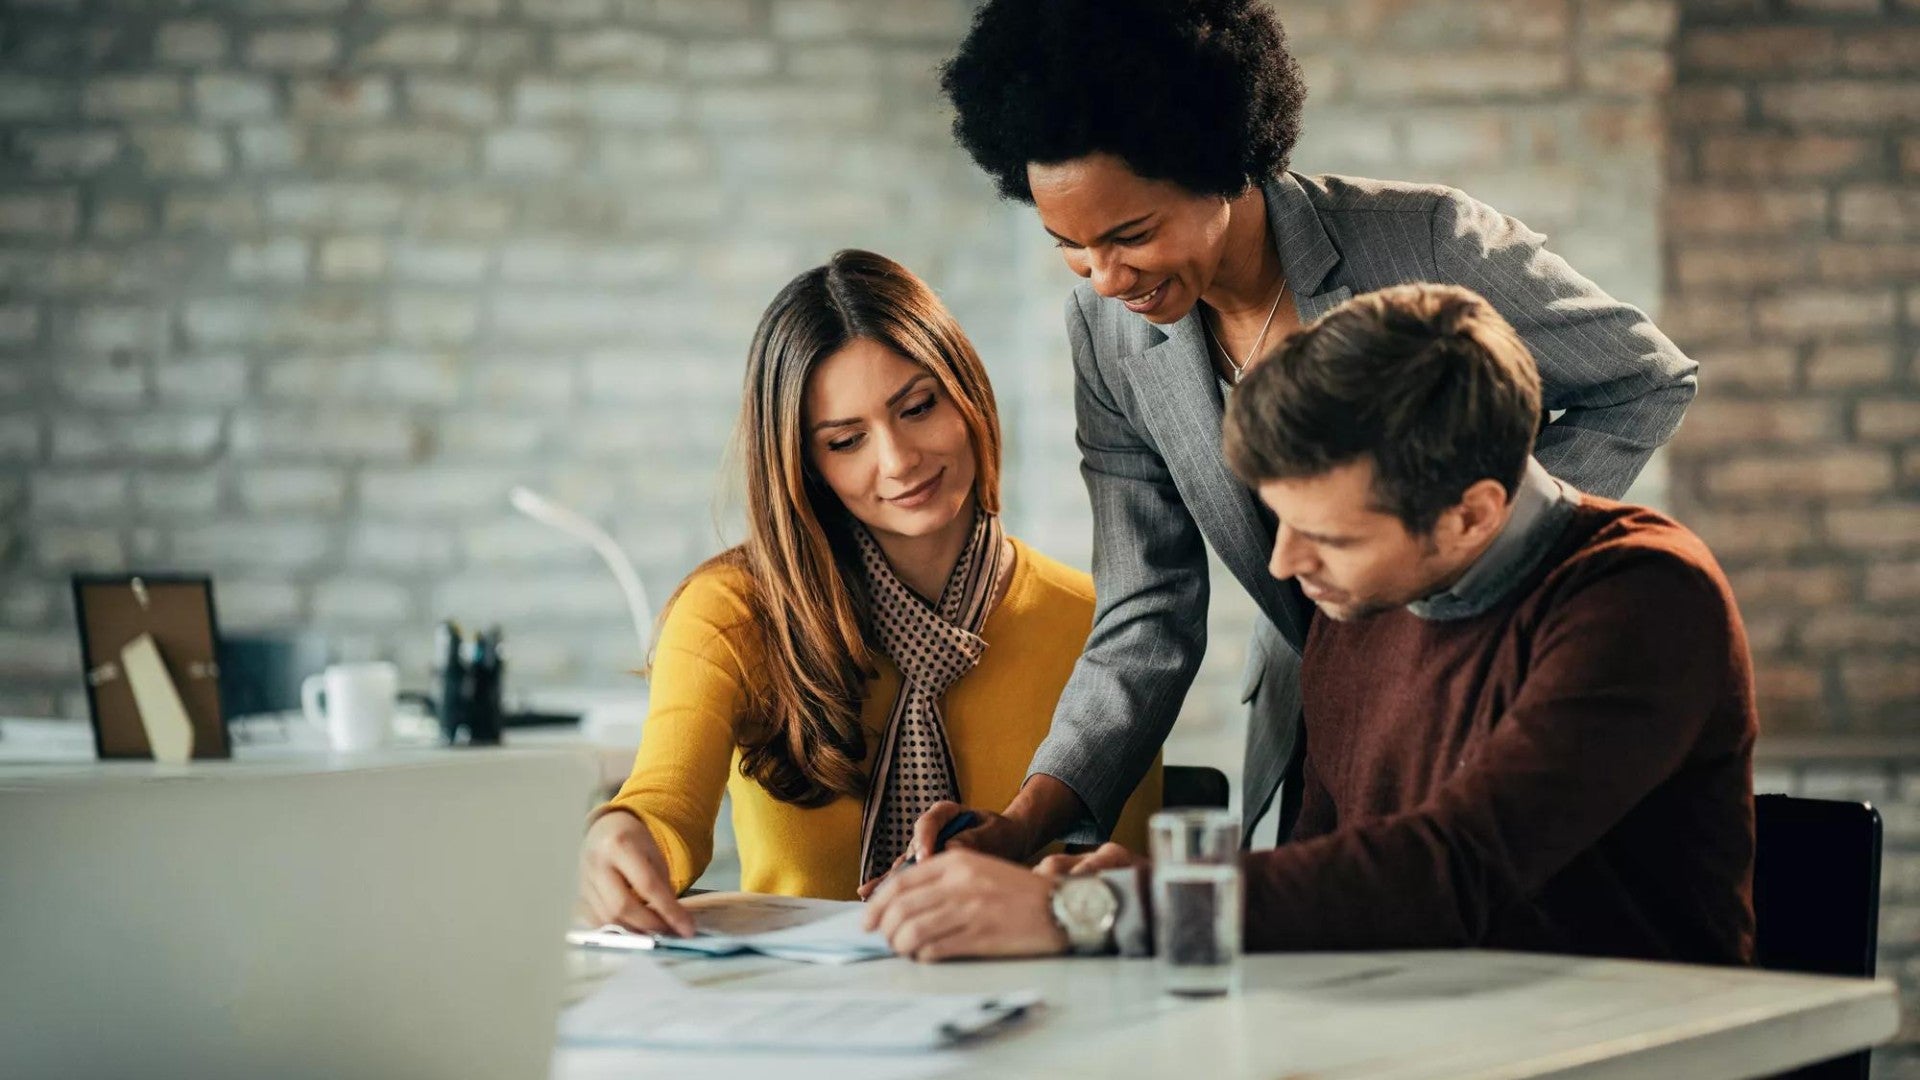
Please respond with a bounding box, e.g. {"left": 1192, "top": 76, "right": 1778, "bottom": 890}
{"left": 811, "top": 374, "right": 935, "bottom": 432}
{"left": 1044, "top": 214, "right": 1153, "bottom": 247}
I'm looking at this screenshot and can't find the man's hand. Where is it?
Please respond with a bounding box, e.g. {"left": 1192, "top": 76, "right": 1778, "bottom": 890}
{"left": 578, "top": 810, "right": 696, "bottom": 937}
{"left": 856, "top": 801, "right": 1031, "bottom": 899}
{"left": 1035, "top": 841, "right": 1142, "bottom": 879}
{"left": 862, "top": 848, "right": 1069, "bottom": 963}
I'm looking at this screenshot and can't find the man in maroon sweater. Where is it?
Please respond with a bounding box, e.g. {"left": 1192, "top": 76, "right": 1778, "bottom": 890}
{"left": 865, "top": 283, "right": 1758, "bottom": 967}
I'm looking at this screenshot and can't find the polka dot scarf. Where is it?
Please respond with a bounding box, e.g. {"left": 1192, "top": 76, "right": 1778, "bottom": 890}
{"left": 854, "top": 508, "right": 1005, "bottom": 887}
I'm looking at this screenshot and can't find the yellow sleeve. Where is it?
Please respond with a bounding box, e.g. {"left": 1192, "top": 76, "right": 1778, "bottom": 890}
{"left": 596, "top": 569, "right": 755, "bottom": 893}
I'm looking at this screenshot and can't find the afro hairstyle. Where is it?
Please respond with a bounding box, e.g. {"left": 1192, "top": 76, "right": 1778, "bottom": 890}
{"left": 939, "top": 0, "right": 1310, "bottom": 203}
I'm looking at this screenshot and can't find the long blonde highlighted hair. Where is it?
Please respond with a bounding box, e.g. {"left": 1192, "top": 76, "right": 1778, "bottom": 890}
{"left": 670, "top": 250, "right": 1002, "bottom": 807}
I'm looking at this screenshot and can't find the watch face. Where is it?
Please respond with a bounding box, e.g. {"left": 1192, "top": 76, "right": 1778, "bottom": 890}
{"left": 1059, "top": 877, "right": 1118, "bottom": 929}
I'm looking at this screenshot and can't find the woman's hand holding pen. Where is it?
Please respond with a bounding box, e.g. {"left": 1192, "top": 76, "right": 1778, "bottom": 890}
{"left": 579, "top": 810, "right": 696, "bottom": 938}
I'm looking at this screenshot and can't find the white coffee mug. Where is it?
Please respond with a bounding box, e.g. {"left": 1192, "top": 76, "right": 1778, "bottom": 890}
{"left": 301, "top": 662, "right": 398, "bottom": 751}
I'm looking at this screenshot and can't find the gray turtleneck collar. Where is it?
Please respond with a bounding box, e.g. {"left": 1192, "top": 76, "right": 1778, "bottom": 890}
{"left": 1406, "top": 458, "right": 1581, "bottom": 622}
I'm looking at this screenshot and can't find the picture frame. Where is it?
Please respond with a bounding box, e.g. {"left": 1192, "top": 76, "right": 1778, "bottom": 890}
{"left": 71, "top": 573, "right": 231, "bottom": 761}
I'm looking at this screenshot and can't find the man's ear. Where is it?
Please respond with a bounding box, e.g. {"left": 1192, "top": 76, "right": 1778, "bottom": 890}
{"left": 1451, "top": 478, "right": 1512, "bottom": 550}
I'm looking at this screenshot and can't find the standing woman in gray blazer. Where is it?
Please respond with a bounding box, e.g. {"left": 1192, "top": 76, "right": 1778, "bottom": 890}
{"left": 891, "top": 0, "right": 1698, "bottom": 864}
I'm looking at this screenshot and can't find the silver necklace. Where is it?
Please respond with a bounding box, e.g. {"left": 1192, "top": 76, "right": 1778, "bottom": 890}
{"left": 1203, "top": 275, "right": 1289, "bottom": 384}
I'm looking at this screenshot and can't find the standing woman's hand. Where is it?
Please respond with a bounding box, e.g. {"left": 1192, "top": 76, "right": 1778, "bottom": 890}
{"left": 579, "top": 810, "right": 696, "bottom": 937}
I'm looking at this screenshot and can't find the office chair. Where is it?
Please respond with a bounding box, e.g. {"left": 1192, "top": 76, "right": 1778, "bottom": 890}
{"left": 1752, "top": 793, "right": 1884, "bottom": 1080}
{"left": 1163, "top": 765, "right": 1230, "bottom": 810}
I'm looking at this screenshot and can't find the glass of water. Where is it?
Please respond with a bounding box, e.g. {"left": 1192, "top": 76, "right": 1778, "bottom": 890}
{"left": 1149, "top": 808, "right": 1242, "bottom": 997}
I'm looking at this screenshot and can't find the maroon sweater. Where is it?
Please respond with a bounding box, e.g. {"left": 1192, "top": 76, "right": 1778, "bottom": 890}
{"left": 1246, "top": 499, "right": 1757, "bottom": 965}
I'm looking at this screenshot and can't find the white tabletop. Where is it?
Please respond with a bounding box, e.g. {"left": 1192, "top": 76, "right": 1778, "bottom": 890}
{"left": 553, "top": 947, "right": 1897, "bottom": 1080}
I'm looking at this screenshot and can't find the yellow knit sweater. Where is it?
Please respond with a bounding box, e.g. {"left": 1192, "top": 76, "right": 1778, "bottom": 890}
{"left": 600, "top": 537, "right": 1161, "bottom": 900}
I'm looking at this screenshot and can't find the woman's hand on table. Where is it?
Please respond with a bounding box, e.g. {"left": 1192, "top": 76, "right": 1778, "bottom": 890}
{"left": 579, "top": 810, "right": 696, "bottom": 938}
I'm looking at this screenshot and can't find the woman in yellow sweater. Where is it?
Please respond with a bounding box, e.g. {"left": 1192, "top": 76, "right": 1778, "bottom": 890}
{"left": 578, "top": 250, "right": 1160, "bottom": 935}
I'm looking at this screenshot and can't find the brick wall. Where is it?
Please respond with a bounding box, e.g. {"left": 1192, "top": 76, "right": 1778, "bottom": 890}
{"left": 1665, "top": 2, "right": 1920, "bottom": 1072}
{"left": 0, "top": 1, "right": 1678, "bottom": 782}
{"left": 1665, "top": 0, "right": 1919, "bottom": 735}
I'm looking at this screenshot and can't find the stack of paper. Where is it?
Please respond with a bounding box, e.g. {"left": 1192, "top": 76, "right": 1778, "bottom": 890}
{"left": 566, "top": 893, "right": 891, "bottom": 965}
{"left": 558, "top": 956, "right": 1041, "bottom": 1052}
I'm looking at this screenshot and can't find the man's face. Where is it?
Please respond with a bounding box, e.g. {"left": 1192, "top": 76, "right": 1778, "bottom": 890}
{"left": 1254, "top": 458, "right": 1456, "bottom": 622}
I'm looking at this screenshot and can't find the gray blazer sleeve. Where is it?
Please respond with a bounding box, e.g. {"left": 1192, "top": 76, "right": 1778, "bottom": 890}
{"left": 1024, "top": 292, "right": 1208, "bottom": 842}
{"left": 1432, "top": 190, "right": 1697, "bottom": 500}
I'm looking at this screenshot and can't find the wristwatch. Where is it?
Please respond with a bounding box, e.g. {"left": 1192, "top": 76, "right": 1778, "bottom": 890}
{"left": 1049, "top": 875, "right": 1121, "bottom": 955}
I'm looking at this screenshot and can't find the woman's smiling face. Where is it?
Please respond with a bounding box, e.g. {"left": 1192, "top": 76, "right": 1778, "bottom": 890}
{"left": 1028, "top": 152, "right": 1235, "bottom": 325}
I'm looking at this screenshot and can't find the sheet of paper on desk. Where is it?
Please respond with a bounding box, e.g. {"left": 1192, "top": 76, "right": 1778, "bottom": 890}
{"left": 559, "top": 956, "right": 1041, "bottom": 1053}
{"left": 567, "top": 892, "right": 892, "bottom": 964}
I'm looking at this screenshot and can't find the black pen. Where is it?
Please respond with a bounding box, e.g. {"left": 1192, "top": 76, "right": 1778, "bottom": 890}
{"left": 903, "top": 810, "right": 982, "bottom": 868}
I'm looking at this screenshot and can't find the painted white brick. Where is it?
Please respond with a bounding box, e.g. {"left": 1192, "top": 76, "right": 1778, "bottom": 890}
{"left": 346, "top": 521, "right": 457, "bottom": 570}
{"left": 389, "top": 295, "right": 480, "bottom": 346}
{"left": 30, "top": 471, "right": 130, "bottom": 518}
{"left": 174, "top": 522, "right": 331, "bottom": 570}
{"left": 313, "top": 578, "right": 416, "bottom": 623}
{"left": 772, "top": 0, "right": 861, "bottom": 40}
{"left": 583, "top": 349, "right": 737, "bottom": 405}
{"left": 490, "top": 292, "right": 656, "bottom": 342}
{"left": 84, "top": 76, "right": 186, "bottom": 118}
{"left": 684, "top": 40, "right": 779, "bottom": 80}
{"left": 288, "top": 76, "right": 395, "bottom": 121}
{"left": 484, "top": 129, "right": 586, "bottom": 174}
{"left": 432, "top": 413, "right": 548, "bottom": 458}
{"left": 1798, "top": 764, "right": 1895, "bottom": 801}
{"left": 71, "top": 305, "right": 163, "bottom": 352}
{"left": 0, "top": 414, "right": 41, "bottom": 461}
{"left": 512, "top": 79, "right": 586, "bottom": 122}
{"left": 229, "top": 408, "right": 417, "bottom": 461}
{"left": 209, "top": 579, "right": 306, "bottom": 628}
{"left": 32, "top": 526, "right": 126, "bottom": 571}
{"left": 651, "top": 0, "right": 756, "bottom": 30}
{"left": 92, "top": 200, "right": 153, "bottom": 240}
{"left": 552, "top": 29, "right": 673, "bottom": 72}
{"left": 266, "top": 183, "right": 407, "bottom": 229}
{"left": 462, "top": 518, "right": 599, "bottom": 566}
{"left": 194, "top": 75, "right": 276, "bottom": 120}
{"left": 262, "top": 352, "right": 460, "bottom": 406}
{"left": 19, "top": 131, "right": 123, "bottom": 174}
{"left": 0, "top": 77, "right": 74, "bottom": 122}
{"left": 520, "top": 0, "right": 614, "bottom": 21}
{"left": 0, "top": 191, "right": 81, "bottom": 238}
{"left": 236, "top": 126, "right": 308, "bottom": 173}
{"left": 229, "top": 237, "right": 309, "bottom": 284}
{"left": 0, "top": 631, "right": 82, "bottom": 679}
{"left": 156, "top": 20, "right": 228, "bottom": 64}
{"left": 235, "top": 467, "right": 350, "bottom": 513}
{"left": 392, "top": 241, "right": 491, "bottom": 284}
{"left": 164, "top": 191, "right": 262, "bottom": 235}
{"left": 433, "top": 573, "right": 629, "bottom": 624}
{"left": 0, "top": 579, "right": 59, "bottom": 625}
{"left": 0, "top": 305, "right": 41, "bottom": 345}
{"left": 597, "top": 134, "right": 708, "bottom": 176}
{"left": 317, "top": 235, "right": 390, "bottom": 280}
{"left": 472, "top": 358, "right": 577, "bottom": 408}
{"left": 360, "top": 24, "right": 470, "bottom": 66}
{"left": 247, "top": 28, "right": 341, "bottom": 69}
{"left": 53, "top": 358, "right": 148, "bottom": 406}
{"left": 498, "top": 241, "right": 676, "bottom": 284}
{"left": 133, "top": 471, "right": 224, "bottom": 518}
{"left": 130, "top": 126, "right": 231, "bottom": 178}
{"left": 155, "top": 356, "right": 251, "bottom": 406}
{"left": 584, "top": 81, "right": 685, "bottom": 125}
{"left": 406, "top": 78, "right": 501, "bottom": 125}
{"left": 360, "top": 469, "right": 516, "bottom": 516}
{"left": 50, "top": 414, "right": 222, "bottom": 463}
{"left": 410, "top": 192, "right": 514, "bottom": 237}
{"left": 470, "top": 29, "right": 537, "bottom": 71}
{"left": 694, "top": 87, "right": 882, "bottom": 128}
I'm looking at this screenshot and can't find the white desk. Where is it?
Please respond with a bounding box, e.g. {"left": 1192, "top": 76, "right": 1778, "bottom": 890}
{"left": 0, "top": 714, "right": 637, "bottom": 791}
{"left": 554, "top": 948, "right": 1897, "bottom": 1080}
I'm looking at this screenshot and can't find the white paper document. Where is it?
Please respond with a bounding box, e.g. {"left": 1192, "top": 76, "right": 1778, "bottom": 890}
{"left": 558, "top": 956, "right": 1041, "bottom": 1052}
{"left": 566, "top": 892, "right": 892, "bottom": 964}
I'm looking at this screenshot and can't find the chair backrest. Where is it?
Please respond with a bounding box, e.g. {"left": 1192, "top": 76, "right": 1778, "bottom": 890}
{"left": 1751, "top": 793, "right": 1883, "bottom": 1080}
{"left": 1752, "top": 793, "right": 1883, "bottom": 978}
{"left": 1162, "top": 764, "right": 1230, "bottom": 810}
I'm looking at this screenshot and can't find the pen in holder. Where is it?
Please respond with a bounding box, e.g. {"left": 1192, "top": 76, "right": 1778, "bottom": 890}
{"left": 430, "top": 621, "right": 506, "bottom": 746}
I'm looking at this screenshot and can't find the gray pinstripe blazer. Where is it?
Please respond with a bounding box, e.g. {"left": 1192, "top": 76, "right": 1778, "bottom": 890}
{"left": 1025, "top": 172, "right": 1699, "bottom": 843}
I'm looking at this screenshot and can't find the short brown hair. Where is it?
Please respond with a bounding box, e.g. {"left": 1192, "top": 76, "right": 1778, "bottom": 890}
{"left": 1223, "top": 283, "right": 1543, "bottom": 534}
